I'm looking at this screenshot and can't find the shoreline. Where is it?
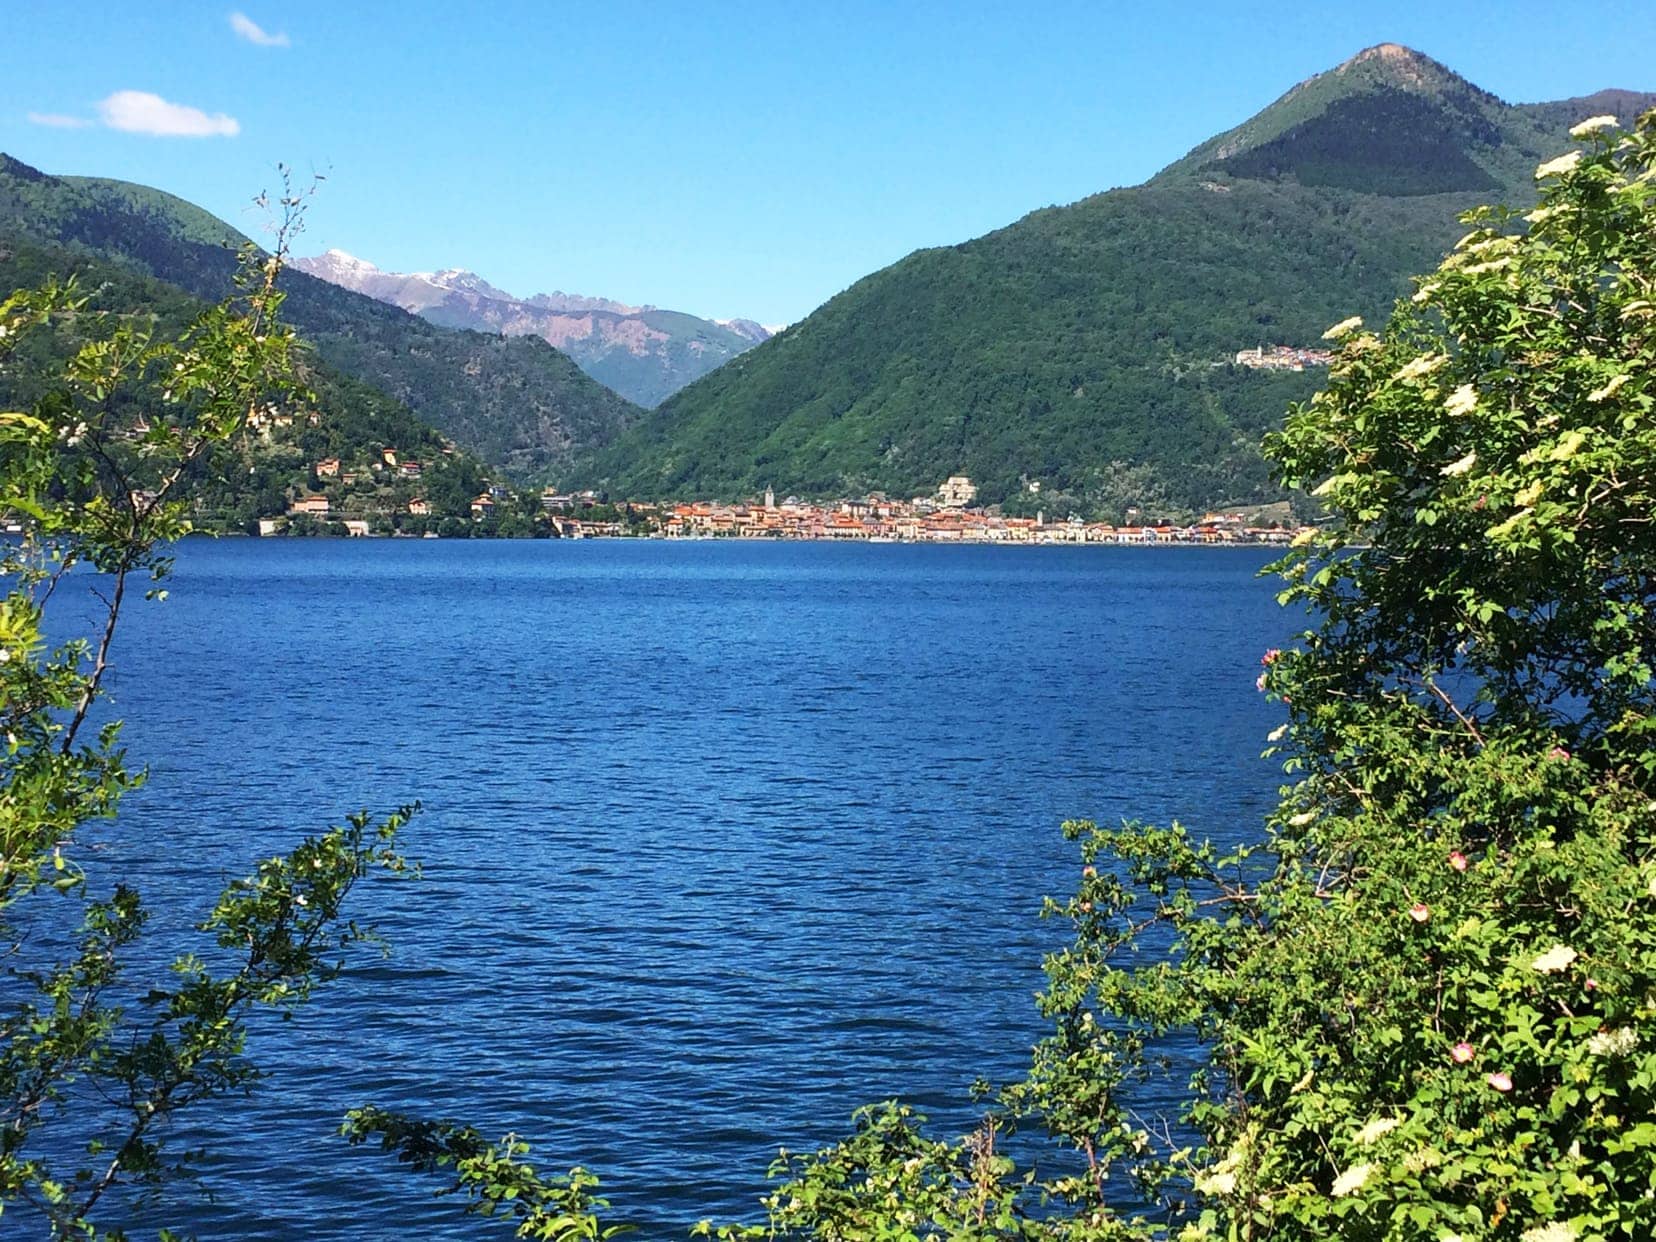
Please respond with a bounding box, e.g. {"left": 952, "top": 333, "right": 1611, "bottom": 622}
{"left": 188, "top": 529, "right": 1295, "bottom": 549}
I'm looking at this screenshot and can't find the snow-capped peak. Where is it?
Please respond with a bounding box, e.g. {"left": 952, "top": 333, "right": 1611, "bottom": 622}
{"left": 320, "top": 248, "right": 378, "bottom": 273}
{"left": 420, "top": 267, "right": 516, "bottom": 300}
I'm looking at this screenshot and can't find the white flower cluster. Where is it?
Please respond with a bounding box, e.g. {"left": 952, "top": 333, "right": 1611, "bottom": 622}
{"left": 1330, "top": 1161, "right": 1373, "bottom": 1197}
{"left": 1568, "top": 114, "right": 1618, "bottom": 138}
{"left": 1441, "top": 451, "right": 1477, "bottom": 477}
{"left": 1444, "top": 385, "right": 1479, "bottom": 417}
{"left": 1587, "top": 374, "right": 1630, "bottom": 403}
{"left": 1194, "top": 1146, "right": 1246, "bottom": 1197}
{"left": 1521, "top": 1222, "right": 1580, "bottom": 1242}
{"left": 1531, "top": 943, "right": 1578, "bottom": 973}
{"left": 1586, "top": 1026, "right": 1638, "bottom": 1058}
{"left": 1354, "top": 1116, "right": 1401, "bottom": 1145}
{"left": 1536, "top": 150, "right": 1583, "bottom": 180}
{"left": 1395, "top": 354, "right": 1447, "bottom": 382}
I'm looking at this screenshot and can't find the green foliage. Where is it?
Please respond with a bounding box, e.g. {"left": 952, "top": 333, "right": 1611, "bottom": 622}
{"left": 1184, "top": 109, "right": 1656, "bottom": 1239}
{"left": 0, "top": 227, "right": 420, "bottom": 1236}
{"left": 342, "top": 1107, "right": 626, "bottom": 1241}
{"left": 0, "top": 237, "right": 531, "bottom": 532}
{"left": 691, "top": 1103, "right": 1051, "bottom": 1242}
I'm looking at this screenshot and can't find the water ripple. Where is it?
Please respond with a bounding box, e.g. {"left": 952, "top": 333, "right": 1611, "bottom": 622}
{"left": 56, "top": 539, "right": 1293, "bottom": 1239}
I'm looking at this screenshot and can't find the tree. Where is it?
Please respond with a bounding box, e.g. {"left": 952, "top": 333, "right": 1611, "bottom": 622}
{"left": 0, "top": 195, "right": 431, "bottom": 1238}
{"left": 1069, "top": 108, "right": 1655, "bottom": 1239}
{"left": 1191, "top": 107, "right": 1656, "bottom": 1240}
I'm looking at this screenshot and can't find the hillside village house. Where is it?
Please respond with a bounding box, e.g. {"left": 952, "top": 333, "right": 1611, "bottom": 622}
{"left": 937, "top": 476, "right": 978, "bottom": 508}
{"left": 1233, "top": 345, "right": 1334, "bottom": 371}
{"left": 407, "top": 498, "right": 431, "bottom": 516}
{"left": 288, "top": 494, "right": 330, "bottom": 517}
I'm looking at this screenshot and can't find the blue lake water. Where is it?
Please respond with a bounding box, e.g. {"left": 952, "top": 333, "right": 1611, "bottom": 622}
{"left": 75, "top": 539, "right": 1292, "bottom": 1238}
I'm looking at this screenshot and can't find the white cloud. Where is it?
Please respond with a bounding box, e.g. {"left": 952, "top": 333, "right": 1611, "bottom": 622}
{"left": 96, "top": 90, "right": 240, "bottom": 138}
{"left": 229, "top": 11, "right": 290, "bottom": 47}
{"left": 27, "top": 112, "right": 93, "bottom": 129}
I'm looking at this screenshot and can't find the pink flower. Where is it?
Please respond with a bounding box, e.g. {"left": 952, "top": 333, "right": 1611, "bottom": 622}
{"left": 1451, "top": 1042, "right": 1475, "bottom": 1064}
{"left": 1256, "top": 673, "right": 1268, "bottom": 693}
{"left": 1081, "top": 865, "right": 1096, "bottom": 878}
{"left": 1486, "top": 1072, "right": 1513, "bottom": 1093}
{"left": 1261, "top": 648, "right": 1282, "bottom": 666}
{"left": 1447, "top": 851, "right": 1468, "bottom": 872}
{"left": 1585, "top": 977, "right": 1599, "bottom": 991}
{"left": 1548, "top": 746, "right": 1571, "bottom": 761}
{"left": 1409, "top": 903, "right": 1431, "bottom": 923}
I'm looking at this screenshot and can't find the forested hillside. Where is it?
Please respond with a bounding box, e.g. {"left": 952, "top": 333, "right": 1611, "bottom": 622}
{"left": 0, "top": 155, "right": 640, "bottom": 480}
{"left": 0, "top": 237, "right": 512, "bottom": 533}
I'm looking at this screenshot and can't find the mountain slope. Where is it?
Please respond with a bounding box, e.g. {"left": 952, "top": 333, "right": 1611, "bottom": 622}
{"left": 0, "top": 235, "right": 504, "bottom": 533}
{"left": 574, "top": 47, "right": 1655, "bottom": 515}
{"left": 292, "top": 249, "right": 773, "bottom": 408}
{"left": 0, "top": 156, "right": 641, "bottom": 479}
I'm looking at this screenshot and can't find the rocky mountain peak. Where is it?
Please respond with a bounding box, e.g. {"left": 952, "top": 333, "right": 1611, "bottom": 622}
{"left": 289, "top": 250, "right": 773, "bottom": 407}
{"left": 317, "top": 248, "right": 378, "bottom": 272}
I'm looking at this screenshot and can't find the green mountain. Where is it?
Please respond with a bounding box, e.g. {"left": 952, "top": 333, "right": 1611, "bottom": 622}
{"left": 0, "top": 234, "right": 527, "bottom": 534}
{"left": 574, "top": 46, "right": 1655, "bottom": 517}
{"left": 0, "top": 154, "right": 641, "bottom": 480}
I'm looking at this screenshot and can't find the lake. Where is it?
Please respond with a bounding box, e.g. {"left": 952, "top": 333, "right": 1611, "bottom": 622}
{"left": 81, "top": 539, "right": 1292, "bottom": 1238}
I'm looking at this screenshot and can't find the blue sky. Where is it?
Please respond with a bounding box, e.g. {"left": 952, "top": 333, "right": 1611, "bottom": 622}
{"left": 4, "top": 2, "right": 1655, "bottom": 324}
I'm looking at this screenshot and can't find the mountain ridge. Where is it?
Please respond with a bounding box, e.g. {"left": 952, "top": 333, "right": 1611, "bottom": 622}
{"left": 0, "top": 156, "right": 642, "bottom": 480}
{"left": 290, "top": 249, "right": 774, "bottom": 408}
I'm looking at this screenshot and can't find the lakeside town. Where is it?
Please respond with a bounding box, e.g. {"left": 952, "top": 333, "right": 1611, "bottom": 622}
{"left": 268, "top": 466, "right": 1310, "bottom": 545}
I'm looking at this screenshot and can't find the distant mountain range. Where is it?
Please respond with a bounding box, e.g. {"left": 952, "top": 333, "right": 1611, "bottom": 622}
{"left": 0, "top": 154, "right": 641, "bottom": 480}
{"left": 572, "top": 46, "right": 1656, "bottom": 517}
{"left": 290, "top": 250, "right": 777, "bottom": 408}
